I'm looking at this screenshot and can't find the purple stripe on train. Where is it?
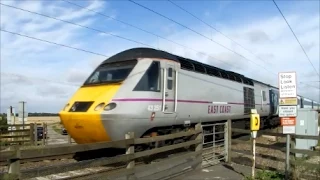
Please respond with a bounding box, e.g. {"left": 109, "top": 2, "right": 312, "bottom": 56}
{"left": 112, "top": 98, "right": 270, "bottom": 105}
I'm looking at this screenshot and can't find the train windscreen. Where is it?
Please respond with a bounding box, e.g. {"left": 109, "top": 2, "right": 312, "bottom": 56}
{"left": 83, "top": 60, "right": 137, "bottom": 85}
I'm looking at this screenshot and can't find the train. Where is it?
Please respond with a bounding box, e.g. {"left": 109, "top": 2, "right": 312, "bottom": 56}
{"left": 58, "top": 47, "right": 320, "bottom": 147}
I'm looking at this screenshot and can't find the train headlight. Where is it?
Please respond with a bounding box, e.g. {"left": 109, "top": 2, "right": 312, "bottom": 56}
{"left": 104, "top": 103, "right": 117, "bottom": 111}
{"left": 94, "top": 103, "right": 105, "bottom": 111}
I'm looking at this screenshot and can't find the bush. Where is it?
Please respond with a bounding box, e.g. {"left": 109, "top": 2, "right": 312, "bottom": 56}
{"left": 0, "top": 114, "right": 8, "bottom": 132}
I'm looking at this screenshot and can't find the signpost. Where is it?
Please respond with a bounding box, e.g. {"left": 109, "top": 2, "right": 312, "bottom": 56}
{"left": 278, "top": 71, "right": 297, "bottom": 179}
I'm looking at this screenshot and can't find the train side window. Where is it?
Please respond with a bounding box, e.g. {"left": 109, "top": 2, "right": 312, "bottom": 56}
{"left": 167, "top": 79, "right": 173, "bottom": 90}
{"left": 133, "top": 61, "right": 160, "bottom": 92}
{"left": 262, "top": 91, "right": 266, "bottom": 101}
{"left": 167, "top": 67, "right": 173, "bottom": 90}
{"left": 168, "top": 68, "right": 173, "bottom": 77}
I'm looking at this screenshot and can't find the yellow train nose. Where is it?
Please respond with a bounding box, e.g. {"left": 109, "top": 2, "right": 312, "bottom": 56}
{"left": 59, "top": 84, "right": 121, "bottom": 144}
{"left": 59, "top": 112, "right": 110, "bottom": 144}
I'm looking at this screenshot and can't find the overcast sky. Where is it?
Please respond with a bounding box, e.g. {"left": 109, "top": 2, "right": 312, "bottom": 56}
{"left": 1, "top": 0, "right": 319, "bottom": 113}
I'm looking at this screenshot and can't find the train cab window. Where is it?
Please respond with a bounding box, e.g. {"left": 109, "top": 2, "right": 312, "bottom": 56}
{"left": 133, "top": 61, "right": 160, "bottom": 92}
{"left": 84, "top": 60, "right": 137, "bottom": 85}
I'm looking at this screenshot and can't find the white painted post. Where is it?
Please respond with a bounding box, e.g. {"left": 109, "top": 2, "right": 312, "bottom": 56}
{"left": 252, "top": 137, "right": 256, "bottom": 179}
{"left": 225, "top": 119, "right": 231, "bottom": 163}
{"left": 126, "top": 132, "right": 135, "bottom": 180}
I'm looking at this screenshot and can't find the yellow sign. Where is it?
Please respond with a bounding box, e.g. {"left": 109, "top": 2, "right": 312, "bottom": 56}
{"left": 250, "top": 113, "right": 260, "bottom": 131}
{"left": 279, "top": 98, "right": 297, "bottom": 105}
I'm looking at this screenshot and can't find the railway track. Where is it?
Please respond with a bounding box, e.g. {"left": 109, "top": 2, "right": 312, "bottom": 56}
{"left": 6, "top": 148, "right": 193, "bottom": 180}
{"left": 26, "top": 162, "right": 129, "bottom": 180}
{"left": 0, "top": 153, "right": 75, "bottom": 167}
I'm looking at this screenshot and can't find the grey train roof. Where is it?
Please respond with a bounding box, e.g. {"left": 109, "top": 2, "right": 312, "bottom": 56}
{"left": 101, "top": 47, "right": 274, "bottom": 87}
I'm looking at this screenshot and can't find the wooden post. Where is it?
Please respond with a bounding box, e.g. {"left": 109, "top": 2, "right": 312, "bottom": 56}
{"left": 126, "top": 132, "right": 135, "bottom": 180}
{"left": 29, "top": 123, "right": 35, "bottom": 146}
{"left": 225, "top": 119, "right": 232, "bottom": 163}
{"left": 290, "top": 136, "right": 296, "bottom": 178}
{"left": 34, "top": 123, "right": 38, "bottom": 146}
{"left": 277, "top": 126, "right": 281, "bottom": 142}
{"left": 192, "top": 123, "right": 203, "bottom": 170}
{"left": 8, "top": 146, "right": 21, "bottom": 179}
{"left": 42, "top": 123, "right": 46, "bottom": 146}
{"left": 68, "top": 135, "right": 72, "bottom": 144}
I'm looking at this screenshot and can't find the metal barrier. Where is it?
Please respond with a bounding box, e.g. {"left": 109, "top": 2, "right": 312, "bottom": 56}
{"left": 201, "top": 122, "right": 228, "bottom": 166}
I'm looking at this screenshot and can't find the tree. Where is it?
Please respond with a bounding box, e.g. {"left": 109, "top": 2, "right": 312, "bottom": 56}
{"left": 0, "top": 114, "right": 8, "bottom": 132}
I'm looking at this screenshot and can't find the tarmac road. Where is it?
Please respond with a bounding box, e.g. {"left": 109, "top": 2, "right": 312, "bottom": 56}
{"left": 45, "top": 124, "right": 70, "bottom": 145}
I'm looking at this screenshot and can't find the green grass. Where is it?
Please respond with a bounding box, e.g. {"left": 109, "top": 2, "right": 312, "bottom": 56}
{"left": 244, "top": 170, "right": 285, "bottom": 180}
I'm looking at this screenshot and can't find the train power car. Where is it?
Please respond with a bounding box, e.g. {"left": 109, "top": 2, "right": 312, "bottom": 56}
{"left": 58, "top": 47, "right": 319, "bottom": 147}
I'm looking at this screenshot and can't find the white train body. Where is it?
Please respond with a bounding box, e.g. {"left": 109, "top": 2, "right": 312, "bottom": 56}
{"left": 59, "top": 48, "right": 319, "bottom": 144}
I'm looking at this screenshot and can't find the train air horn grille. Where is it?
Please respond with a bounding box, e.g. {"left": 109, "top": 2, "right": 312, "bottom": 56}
{"left": 69, "top": 101, "right": 94, "bottom": 112}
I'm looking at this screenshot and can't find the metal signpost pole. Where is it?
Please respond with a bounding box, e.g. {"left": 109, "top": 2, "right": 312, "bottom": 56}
{"left": 285, "top": 133, "right": 290, "bottom": 178}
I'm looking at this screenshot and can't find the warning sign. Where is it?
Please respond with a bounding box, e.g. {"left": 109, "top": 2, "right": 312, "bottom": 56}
{"left": 278, "top": 72, "right": 297, "bottom": 98}
{"left": 281, "top": 117, "right": 296, "bottom": 126}
{"left": 279, "top": 106, "right": 297, "bottom": 117}
{"left": 279, "top": 98, "right": 297, "bottom": 105}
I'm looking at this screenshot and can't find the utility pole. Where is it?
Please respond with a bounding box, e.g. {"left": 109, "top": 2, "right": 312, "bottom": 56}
{"left": 9, "top": 106, "right": 13, "bottom": 125}
{"left": 22, "top": 102, "right": 25, "bottom": 130}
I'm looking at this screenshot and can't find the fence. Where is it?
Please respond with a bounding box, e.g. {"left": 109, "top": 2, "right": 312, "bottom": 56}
{"left": 3, "top": 118, "right": 317, "bottom": 179}
{"left": 230, "top": 125, "right": 320, "bottom": 180}
{"left": 0, "top": 123, "right": 203, "bottom": 180}
{"left": 201, "top": 121, "right": 231, "bottom": 167}
{"left": 0, "top": 123, "right": 49, "bottom": 148}
{"left": 0, "top": 123, "right": 76, "bottom": 149}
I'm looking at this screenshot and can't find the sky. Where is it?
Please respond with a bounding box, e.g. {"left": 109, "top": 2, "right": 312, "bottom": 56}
{"left": 0, "top": 0, "right": 319, "bottom": 113}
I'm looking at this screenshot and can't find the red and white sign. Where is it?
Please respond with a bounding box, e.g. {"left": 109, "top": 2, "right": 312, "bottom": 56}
{"left": 281, "top": 117, "right": 296, "bottom": 126}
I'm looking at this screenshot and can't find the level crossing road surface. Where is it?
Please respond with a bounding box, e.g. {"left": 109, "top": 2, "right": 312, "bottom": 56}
{"left": 169, "top": 163, "right": 252, "bottom": 180}
{"left": 46, "top": 124, "right": 69, "bottom": 145}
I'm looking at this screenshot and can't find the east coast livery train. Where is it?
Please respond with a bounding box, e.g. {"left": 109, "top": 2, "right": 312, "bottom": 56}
{"left": 59, "top": 48, "right": 320, "bottom": 145}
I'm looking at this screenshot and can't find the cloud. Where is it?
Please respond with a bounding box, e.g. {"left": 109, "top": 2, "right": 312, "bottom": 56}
{"left": 1, "top": 0, "right": 319, "bottom": 113}
{"left": 0, "top": 0, "right": 112, "bottom": 112}
{"left": 153, "top": 7, "right": 319, "bottom": 100}
{"left": 245, "top": 30, "right": 270, "bottom": 43}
